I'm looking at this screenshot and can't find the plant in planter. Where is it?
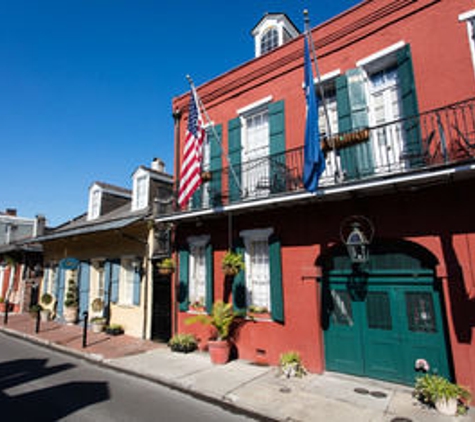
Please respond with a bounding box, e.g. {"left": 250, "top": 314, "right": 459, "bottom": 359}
{"left": 189, "top": 297, "right": 205, "bottom": 312}
{"left": 185, "top": 300, "right": 243, "bottom": 364}
{"left": 247, "top": 304, "right": 270, "bottom": 319}
{"left": 0, "top": 297, "right": 5, "bottom": 313}
{"left": 40, "top": 292, "right": 53, "bottom": 322}
{"left": 29, "top": 304, "right": 42, "bottom": 318}
{"left": 105, "top": 323, "right": 124, "bottom": 336}
{"left": 279, "top": 351, "right": 307, "bottom": 378}
{"left": 90, "top": 317, "right": 106, "bottom": 333}
{"left": 64, "top": 279, "right": 79, "bottom": 324}
{"left": 168, "top": 333, "right": 198, "bottom": 353}
{"left": 414, "top": 374, "right": 471, "bottom": 416}
{"left": 221, "top": 250, "right": 244, "bottom": 277}
{"left": 157, "top": 258, "right": 175, "bottom": 276}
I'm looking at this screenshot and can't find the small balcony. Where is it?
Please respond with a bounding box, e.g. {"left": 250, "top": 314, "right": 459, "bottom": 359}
{"left": 181, "top": 98, "right": 475, "bottom": 212}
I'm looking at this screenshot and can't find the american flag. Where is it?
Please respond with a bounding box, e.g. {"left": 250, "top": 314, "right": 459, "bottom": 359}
{"left": 178, "top": 88, "right": 206, "bottom": 208}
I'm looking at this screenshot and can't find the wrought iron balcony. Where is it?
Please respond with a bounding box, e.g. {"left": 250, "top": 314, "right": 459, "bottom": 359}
{"left": 183, "top": 97, "right": 475, "bottom": 212}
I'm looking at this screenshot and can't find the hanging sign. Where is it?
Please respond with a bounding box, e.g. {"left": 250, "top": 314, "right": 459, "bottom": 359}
{"left": 59, "top": 257, "right": 80, "bottom": 270}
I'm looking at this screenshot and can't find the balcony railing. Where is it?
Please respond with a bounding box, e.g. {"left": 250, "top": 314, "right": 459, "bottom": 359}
{"left": 184, "top": 98, "right": 475, "bottom": 212}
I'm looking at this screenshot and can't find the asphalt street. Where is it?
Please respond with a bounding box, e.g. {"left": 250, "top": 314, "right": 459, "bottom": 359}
{"left": 0, "top": 332, "right": 258, "bottom": 421}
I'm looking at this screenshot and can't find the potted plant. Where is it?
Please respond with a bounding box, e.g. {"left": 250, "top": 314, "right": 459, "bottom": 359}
{"left": 185, "top": 300, "right": 242, "bottom": 364}
{"left": 29, "top": 304, "right": 42, "bottom": 319}
{"left": 168, "top": 333, "right": 198, "bottom": 353}
{"left": 91, "top": 317, "right": 106, "bottom": 333}
{"left": 157, "top": 258, "right": 175, "bottom": 276}
{"left": 64, "top": 279, "right": 79, "bottom": 324}
{"left": 0, "top": 297, "right": 6, "bottom": 313}
{"left": 105, "top": 323, "right": 124, "bottom": 336}
{"left": 221, "top": 250, "right": 244, "bottom": 277}
{"left": 189, "top": 297, "right": 205, "bottom": 312}
{"left": 247, "top": 304, "right": 271, "bottom": 319}
{"left": 40, "top": 292, "right": 53, "bottom": 322}
{"left": 279, "top": 351, "right": 307, "bottom": 378}
{"left": 414, "top": 374, "right": 472, "bottom": 416}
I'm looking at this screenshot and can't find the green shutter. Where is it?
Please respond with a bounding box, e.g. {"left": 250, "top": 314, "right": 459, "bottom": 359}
{"left": 269, "top": 100, "right": 286, "bottom": 193}
{"left": 191, "top": 186, "right": 202, "bottom": 209}
{"left": 232, "top": 240, "right": 247, "bottom": 312}
{"left": 178, "top": 249, "right": 189, "bottom": 311}
{"left": 337, "top": 70, "right": 374, "bottom": 179}
{"left": 205, "top": 243, "right": 214, "bottom": 313}
{"left": 397, "top": 44, "right": 422, "bottom": 166}
{"left": 228, "top": 117, "right": 242, "bottom": 203}
{"left": 209, "top": 125, "right": 222, "bottom": 207}
{"left": 269, "top": 235, "right": 284, "bottom": 323}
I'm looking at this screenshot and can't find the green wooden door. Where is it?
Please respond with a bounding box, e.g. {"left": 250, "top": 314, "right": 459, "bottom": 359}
{"left": 324, "top": 272, "right": 450, "bottom": 385}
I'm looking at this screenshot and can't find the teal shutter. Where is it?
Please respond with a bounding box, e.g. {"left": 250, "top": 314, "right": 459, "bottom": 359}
{"left": 205, "top": 243, "right": 214, "bottom": 313}
{"left": 110, "top": 260, "right": 120, "bottom": 304}
{"left": 78, "top": 262, "right": 90, "bottom": 317}
{"left": 133, "top": 267, "right": 141, "bottom": 306}
{"left": 191, "top": 187, "right": 202, "bottom": 209}
{"left": 397, "top": 44, "right": 422, "bottom": 166}
{"left": 232, "top": 240, "right": 247, "bottom": 312}
{"left": 269, "top": 235, "right": 284, "bottom": 323}
{"left": 268, "top": 100, "right": 286, "bottom": 193}
{"left": 178, "top": 248, "right": 189, "bottom": 311}
{"left": 228, "top": 117, "right": 242, "bottom": 203}
{"left": 56, "top": 268, "right": 65, "bottom": 317}
{"left": 337, "top": 69, "right": 373, "bottom": 179}
{"left": 209, "top": 125, "right": 222, "bottom": 207}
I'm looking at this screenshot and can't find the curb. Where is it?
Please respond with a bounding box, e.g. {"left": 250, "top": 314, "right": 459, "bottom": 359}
{"left": 0, "top": 325, "right": 278, "bottom": 422}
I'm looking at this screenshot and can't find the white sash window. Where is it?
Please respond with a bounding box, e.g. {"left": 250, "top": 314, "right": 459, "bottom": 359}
{"left": 188, "top": 235, "right": 209, "bottom": 307}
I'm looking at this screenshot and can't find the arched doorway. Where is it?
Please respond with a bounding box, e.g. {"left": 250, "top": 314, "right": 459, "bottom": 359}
{"left": 319, "top": 239, "right": 452, "bottom": 385}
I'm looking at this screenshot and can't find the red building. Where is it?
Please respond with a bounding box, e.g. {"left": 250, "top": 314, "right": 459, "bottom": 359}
{"left": 161, "top": 0, "right": 475, "bottom": 393}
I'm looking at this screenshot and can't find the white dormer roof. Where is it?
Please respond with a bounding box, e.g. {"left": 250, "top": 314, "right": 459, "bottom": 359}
{"left": 251, "top": 13, "right": 300, "bottom": 58}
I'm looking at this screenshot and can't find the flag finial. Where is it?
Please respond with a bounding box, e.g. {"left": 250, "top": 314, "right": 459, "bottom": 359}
{"left": 303, "top": 9, "right": 310, "bottom": 26}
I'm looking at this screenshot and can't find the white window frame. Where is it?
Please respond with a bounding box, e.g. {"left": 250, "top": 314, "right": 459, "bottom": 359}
{"left": 188, "top": 235, "right": 209, "bottom": 308}
{"left": 0, "top": 264, "right": 5, "bottom": 298}
{"left": 88, "top": 187, "right": 102, "bottom": 220}
{"left": 119, "top": 258, "right": 136, "bottom": 306}
{"left": 459, "top": 10, "right": 475, "bottom": 78}
{"left": 133, "top": 172, "right": 150, "bottom": 211}
{"left": 240, "top": 228, "right": 273, "bottom": 310}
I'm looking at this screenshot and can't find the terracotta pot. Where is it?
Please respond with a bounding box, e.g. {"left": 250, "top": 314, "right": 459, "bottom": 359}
{"left": 222, "top": 265, "right": 239, "bottom": 277}
{"left": 208, "top": 340, "right": 231, "bottom": 364}
{"left": 158, "top": 267, "right": 174, "bottom": 276}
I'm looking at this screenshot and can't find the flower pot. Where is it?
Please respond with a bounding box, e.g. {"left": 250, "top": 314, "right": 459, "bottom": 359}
{"left": 40, "top": 309, "right": 50, "bottom": 323}
{"left": 435, "top": 398, "right": 458, "bottom": 416}
{"left": 222, "top": 265, "right": 239, "bottom": 277}
{"left": 64, "top": 306, "right": 78, "bottom": 324}
{"left": 208, "top": 340, "right": 231, "bottom": 364}
{"left": 158, "top": 267, "right": 174, "bottom": 276}
{"left": 92, "top": 322, "right": 105, "bottom": 333}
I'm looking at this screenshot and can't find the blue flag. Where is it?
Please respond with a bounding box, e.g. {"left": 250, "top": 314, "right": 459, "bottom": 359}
{"left": 303, "top": 34, "right": 325, "bottom": 193}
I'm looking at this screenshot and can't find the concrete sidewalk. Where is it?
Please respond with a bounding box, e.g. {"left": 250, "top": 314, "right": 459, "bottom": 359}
{"left": 0, "top": 313, "right": 473, "bottom": 422}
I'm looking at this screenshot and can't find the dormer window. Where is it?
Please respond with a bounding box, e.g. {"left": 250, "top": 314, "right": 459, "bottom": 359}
{"left": 260, "top": 27, "right": 279, "bottom": 55}
{"left": 88, "top": 187, "right": 102, "bottom": 220}
{"left": 132, "top": 170, "right": 150, "bottom": 211}
{"left": 252, "top": 13, "right": 300, "bottom": 58}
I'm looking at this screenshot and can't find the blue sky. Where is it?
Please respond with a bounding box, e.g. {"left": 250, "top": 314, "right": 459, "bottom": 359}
{"left": 1, "top": 0, "right": 360, "bottom": 227}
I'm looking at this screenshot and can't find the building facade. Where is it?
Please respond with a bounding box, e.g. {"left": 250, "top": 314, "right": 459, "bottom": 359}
{"left": 162, "top": 0, "right": 475, "bottom": 393}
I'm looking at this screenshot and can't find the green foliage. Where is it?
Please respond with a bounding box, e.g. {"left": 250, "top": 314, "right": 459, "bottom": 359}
{"left": 221, "top": 250, "right": 244, "bottom": 275}
{"left": 279, "top": 351, "right": 307, "bottom": 378}
{"left": 0, "top": 297, "right": 4, "bottom": 303}
{"left": 159, "top": 258, "right": 175, "bottom": 270}
{"left": 91, "top": 317, "right": 106, "bottom": 324}
{"left": 168, "top": 333, "right": 198, "bottom": 353}
{"left": 41, "top": 292, "right": 53, "bottom": 306}
{"left": 414, "top": 374, "right": 471, "bottom": 409}
{"left": 185, "top": 300, "right": 242, "bottom": 340}
{"left": 248, "top": 305, "right": 269, "bottom": 314}
{"left": 64, "top": 280, "right": 78, "bottom": 308}
{"left": 29, "top": 304, "right": 42, "bottom": 316}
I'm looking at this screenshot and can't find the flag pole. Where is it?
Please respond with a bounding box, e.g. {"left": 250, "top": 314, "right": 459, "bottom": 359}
{"left": 303, "top": 10, "right": 341, "bottom": 182}
{"left": 185, "top": 75, "right": 243, "bottom": 196}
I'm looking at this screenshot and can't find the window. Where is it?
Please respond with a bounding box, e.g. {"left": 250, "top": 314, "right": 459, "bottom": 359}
{"left": 241, "top": 106, "right": 270, "bottom": 197}
{"left": 366, "top": 292, "right": 392, "bottom": 330}
{"left": 405, "top": 292, "right": 437, "bottom": 333}
{"left": 260, "top": 27, "right": 279, "bottom": 55}
{"left": 188, "top": 236, "right": 209, "bottom": 308}
{"left": 88, "top": 188, "right": 101, "bottom": 220}
{"left": 241, "top": 228, "right": 273, "bottom": 310}
{"left": 459, "top": 10, "right": 475, "bottom": 77}
{"left": 134, "top": 174, "right": 149, "bottom": 210}
{"left": 120, "top": 259, "right": 136, "bottom": 306}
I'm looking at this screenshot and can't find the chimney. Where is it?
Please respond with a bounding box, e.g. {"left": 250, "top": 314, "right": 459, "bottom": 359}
{"left": 151, "top": 158, "right": 165, "bottom": 173}
{"left": 5, "top": 208, "right": 17, "bottom": 216}
{"left": 35, "top": 214, "right": 46, "bottom": 237}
